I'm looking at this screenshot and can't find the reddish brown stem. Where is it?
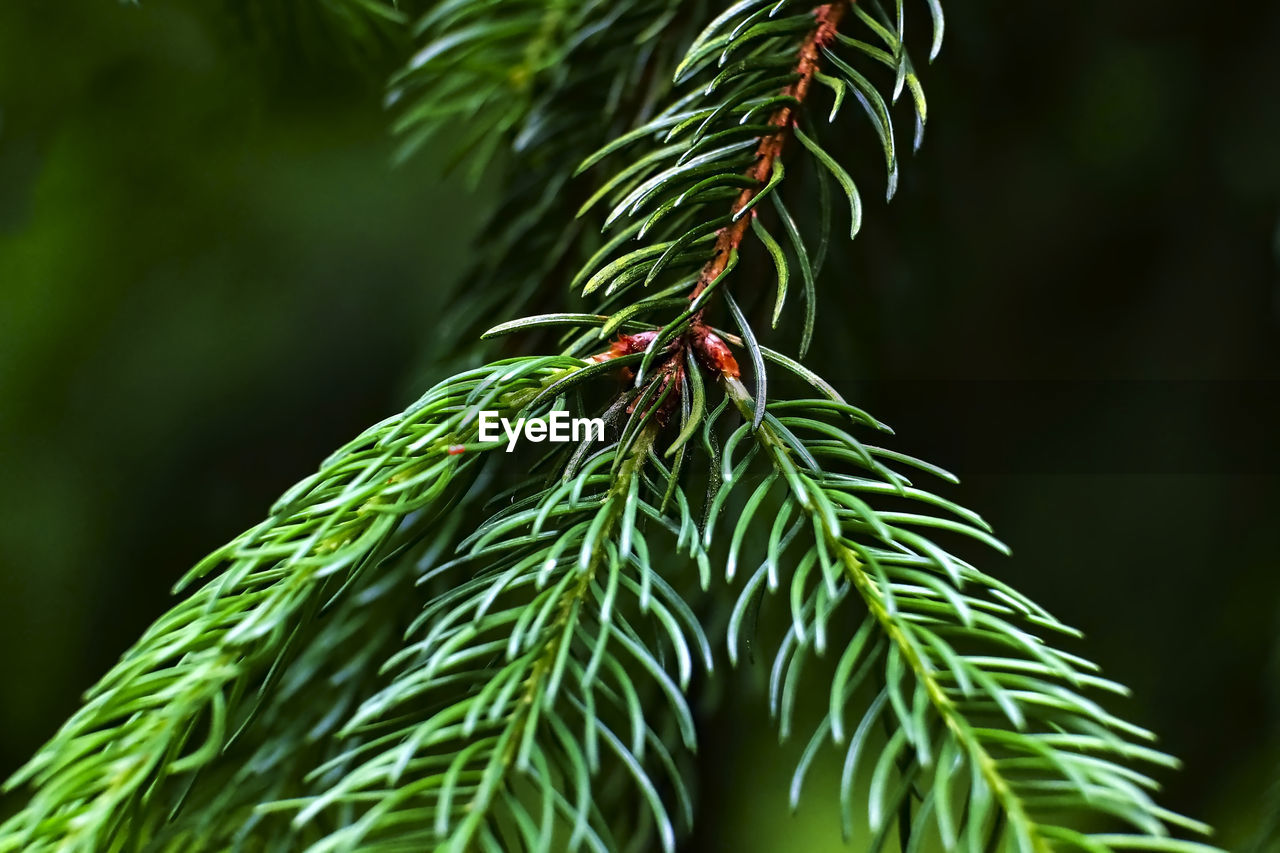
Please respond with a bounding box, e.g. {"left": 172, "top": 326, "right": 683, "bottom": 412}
{"left": 593, "top": 2, "right": 846, "bottom": 394}
{"left": 687, "top": 1, "right": 847, "bottom": 312}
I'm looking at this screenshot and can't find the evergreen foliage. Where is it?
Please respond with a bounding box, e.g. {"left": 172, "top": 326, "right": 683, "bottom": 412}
{"left": 1, "top": 1, "right": 1226, "bottom": 851}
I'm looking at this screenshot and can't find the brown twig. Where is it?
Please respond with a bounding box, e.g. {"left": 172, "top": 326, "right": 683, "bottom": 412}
{"left": 687, "top": 1, "right": 847, "bottom": 312}
{"left": 594, "top": 2, "right": 847, "bottom": 395}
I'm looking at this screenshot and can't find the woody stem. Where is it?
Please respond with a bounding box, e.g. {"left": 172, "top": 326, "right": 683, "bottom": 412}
{"left": 686, "top": 1, "right": 848, "bottom": 321}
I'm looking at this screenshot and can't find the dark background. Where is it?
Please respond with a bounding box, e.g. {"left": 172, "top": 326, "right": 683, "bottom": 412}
{"left": 1, "top": 0, "right": 1277, "bottom": 849}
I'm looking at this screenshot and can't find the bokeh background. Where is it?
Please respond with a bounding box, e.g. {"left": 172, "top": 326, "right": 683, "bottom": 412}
{"left": 1, "top": 0, "right": 1278, "bottom": 849}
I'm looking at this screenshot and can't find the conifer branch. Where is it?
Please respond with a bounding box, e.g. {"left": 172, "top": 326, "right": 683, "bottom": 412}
{"left": 1, "top": 2, "right": 1228, "bottom": 851}
{"left": 260, "top": 425, "right": 710, "bottom": 850}
{"left": 688, "top": 1, "right": 846, "bottom": 310}
{"left": 397, "top": 0, "right": 704, "bottom": 377}
{"left": 0, "top": 358, "right": 592, "bottom": 851}
{"left": 708, "top": 376, "right": 1219, "bottom": 851}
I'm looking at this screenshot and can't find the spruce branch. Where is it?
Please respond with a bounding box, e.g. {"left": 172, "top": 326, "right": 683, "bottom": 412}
{"left": 685, "top": 0, "right": 846, "bottom": 313}
{"left": 0, "top": 357, "right": 594, "bottom": 851}
{"left": 396, "top": 0, "right": 707, "bottom": 380}
{"left": 565, "top": 0, "right": 929, "bottom": 379}
{"left": 131, "top": 519, "right": 460, "bottom": 849}
{"left": 2, "top": 2, "right": 1228, "bottom": 851}
{"left": 710, "top": 376, "right": 1220, "bottom": 852}
{"left": 490, "top": 0, "right": 1225, "bottom": 847}
{"left": 262, "top": 425, "right": 710, "bottom": 851}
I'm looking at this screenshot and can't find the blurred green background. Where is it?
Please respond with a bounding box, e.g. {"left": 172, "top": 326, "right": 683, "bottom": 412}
{"left": 1, "top": 0, "right": 1278, "bottom": 849}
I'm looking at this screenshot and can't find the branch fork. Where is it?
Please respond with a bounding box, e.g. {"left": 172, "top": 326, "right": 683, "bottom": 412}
{"left": 591, "top": 2, "right": 846, "bottom": 415}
